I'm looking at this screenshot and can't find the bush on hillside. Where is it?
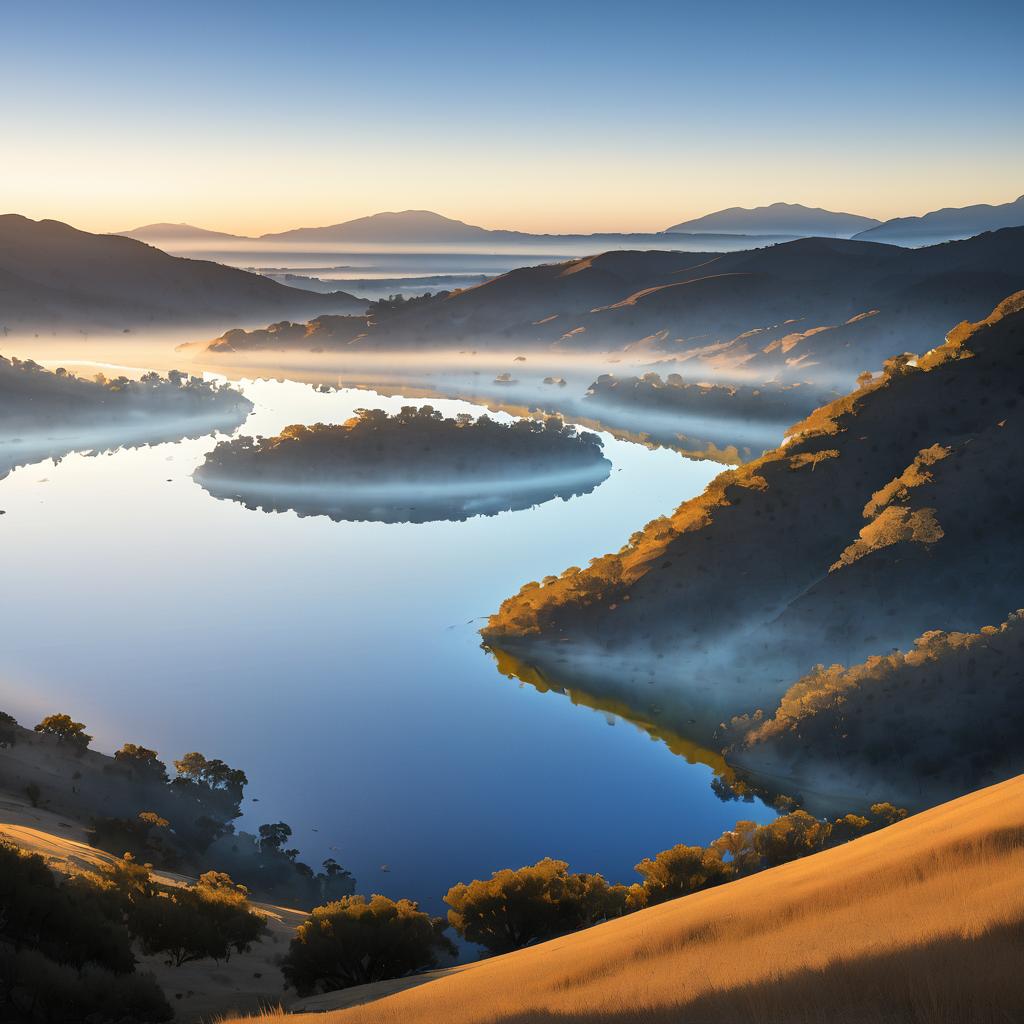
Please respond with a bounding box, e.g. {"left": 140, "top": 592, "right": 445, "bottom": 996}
{"left": 282, "top": 894, "right": 455, "bottom": 996}
{"left": 445, "top": 858, "right": 643, "bottom": 954}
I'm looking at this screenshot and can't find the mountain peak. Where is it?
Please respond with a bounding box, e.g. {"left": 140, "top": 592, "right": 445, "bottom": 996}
{"left": 258, "top": 209, "right": 492, "bottom": 244}
{"left": 665, "top": 203, "right": 880, "bottom": 238}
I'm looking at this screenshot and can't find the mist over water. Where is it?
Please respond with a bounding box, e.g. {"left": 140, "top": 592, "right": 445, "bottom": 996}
{"left": 0, "top": 370, "right": 774, "bottom": 912}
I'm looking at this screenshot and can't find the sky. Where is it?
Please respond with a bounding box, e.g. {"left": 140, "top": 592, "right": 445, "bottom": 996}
{"left": 2, "top": 0, "right": 1022, "bottom": 235}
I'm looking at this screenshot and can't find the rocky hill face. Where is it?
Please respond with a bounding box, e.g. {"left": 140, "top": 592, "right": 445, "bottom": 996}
{"left": 0, "top": 215, "right": 367, "bottom": 332}
{"left": 482, "top": 293, "right": 1024, "bottom": 810}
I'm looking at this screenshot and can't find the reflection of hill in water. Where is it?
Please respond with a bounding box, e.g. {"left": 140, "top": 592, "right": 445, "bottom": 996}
{"left": 193, "top": 406, "right": 612, "bottom": 524}
{"left": 0, "top": 408, "right": 254, "bottom": 483}
{"left": 195, "top": 462, "right": 610, "bottom": 524}
{"left": 487, "top": 645, "right": 737, "bottom": 779}
{"left": 486, "top": 643, "right": 880, "bottom": 815}
{"left": 0, "top": 359, "right": 253, "bottom": 481}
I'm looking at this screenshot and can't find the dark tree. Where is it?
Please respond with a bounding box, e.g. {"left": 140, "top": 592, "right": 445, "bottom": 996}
{"left": 114, "top": 743, "right": 168, "bottom": 782}
{"left": 282, "top": 895, "right": 454, "bottom": 996}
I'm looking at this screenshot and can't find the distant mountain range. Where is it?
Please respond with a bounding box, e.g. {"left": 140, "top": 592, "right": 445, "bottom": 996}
{"left": 119, "top": 195, "right": 1024, "bottom": 251}
{"left": 118, "top": 210, "right": 797, "bottom": 251}
{"left": 664, "top": 202, "right": 880, "bottom": 238}
{"left": 853, "top": 194, "right": 1024, "bottom": 246}
{"left": 0, "top": 215, "right": 367, "bottom": 333}
{"left": 120, "top": 222, "right": 246, "bottom": 244}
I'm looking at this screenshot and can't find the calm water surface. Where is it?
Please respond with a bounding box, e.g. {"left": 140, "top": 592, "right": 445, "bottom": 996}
{"left": 0, "top": 374, "right": 774, "bottom": 911}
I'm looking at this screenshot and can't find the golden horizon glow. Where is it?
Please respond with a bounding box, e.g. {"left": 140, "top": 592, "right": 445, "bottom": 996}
{"left": 5, "top": 145, "right": 1022, "bottom": 239}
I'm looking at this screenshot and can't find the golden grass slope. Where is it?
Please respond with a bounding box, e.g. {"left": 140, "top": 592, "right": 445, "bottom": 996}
{"left": 228, "top": 774, "right": 1024, "bottom": 1024}
{"left": 0, "top": 794, "right": 306, "bottom": 1023}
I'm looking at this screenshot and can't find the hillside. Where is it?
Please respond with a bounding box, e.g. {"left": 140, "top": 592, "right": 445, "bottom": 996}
{"left": 483, "top": 293, "right": 1024, "bottom": 811}
{"left": 0, "top": 796, "right": 306, "bottom": 1023}
{"left": 0, "top": 215, "right": 367, "bottom": 332}
{"left": 729, "top": 611, "right": 1024, "bottom": 810}
{"left": 855, "top": 194, "right": 1024, "bottom": 246}
{"left": 199, "top": 231, "right": 1024, "bottom": 389}
{"left": 223, "top": 772, "right": 1024, "bottom": 1024}
{"left": 666, "top": 202, "right": 879, "bottom": 237}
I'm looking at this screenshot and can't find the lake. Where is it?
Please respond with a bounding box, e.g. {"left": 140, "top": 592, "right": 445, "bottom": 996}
{"left": 0, "top": 372, "right": 775, "bottom": 914}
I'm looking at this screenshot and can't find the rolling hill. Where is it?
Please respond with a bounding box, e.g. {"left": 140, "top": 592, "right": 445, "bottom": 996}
{"left": 223, "top": 772, "right": 1024, "bottom": 1024}
{"left": 854, "top": 194, "right": 1024, "bottom": 246}
{"left": 202, "top": 229, "right": 1024, "bottom": 389}
{"left": 483, "top": 292, "right": 1024, "bottom": 812}
{"left": 0, "top": 214, "right": 367, "bottom": 332}
{"left": 665, "top": 202, "right": 879, "bottom": 237}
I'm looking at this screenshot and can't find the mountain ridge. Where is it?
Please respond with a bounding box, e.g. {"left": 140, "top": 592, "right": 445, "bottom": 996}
{"left": 666, "top": 202, "right": 879, "bottom": 238}
{"left": 854, "top": 194, "right": 1024, "bottom": 246}
{"left": 0, "top": 214, "right": 367, "bottom": 332}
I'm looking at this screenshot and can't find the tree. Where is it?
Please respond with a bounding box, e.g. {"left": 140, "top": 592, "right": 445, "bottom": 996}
{"left": 319, "top": 858, "right": 357, "bottom": 901}
{"left": 170, "top": 752, "right": 248, "bottom": 848}
{"left": 444, "top": 858, "right": 632, "bottom": 955}
{"left": 129, "top": 870, "right": 264, "bottom": 967}
{"left": 172, "top": 752, "right": 247, "bottom": 794}
{"left": 114, "top": 743, "right": 168, "bottom": 782}
{"left": 33, "top": 713, "right": 92, "bottom": 749}
{"left": 282, "top": 895, "right": 454, "bottom": 996}
{"left": 258, "top": 821, "right": 293, "bottom": 855}
{"left": 634, "top": 844, "right": 732, "bottom": 905}
{"left": 0, "top": 840, "right": 172, "bottom": 1023}
{"left": 0, "top": 709, "right": 18, "bottom": 748}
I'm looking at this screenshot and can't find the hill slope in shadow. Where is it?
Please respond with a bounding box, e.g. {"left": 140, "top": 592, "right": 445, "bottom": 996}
{"left": 202, "top": 230, "right": 1024, "bottom": 391}
{"left": 0, "top": 214, "right": 367, "bottom": 333}
{"left": 483, "top": 293, "right": 1024, "bottom": 809}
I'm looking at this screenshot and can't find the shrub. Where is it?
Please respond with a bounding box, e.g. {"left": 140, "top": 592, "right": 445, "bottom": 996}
{"left": 635, "top": 844, "right": 733, "bottom": 905}
{"left": 282, "top": 894, "right": 454, "bottom": 995}
{"left": 0, "top": 947, "right": 172, "bottom": 1023}
{"left": 128, "top": 870, "right": 264, "bottom": 967}
{"left": 445, "top": 858, "right": 639, "bottom": 954}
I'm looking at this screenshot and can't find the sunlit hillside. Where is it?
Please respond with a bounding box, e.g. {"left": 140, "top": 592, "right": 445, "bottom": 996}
{"left": 226, "top": 773, "right": 1024, "bottom": 1024}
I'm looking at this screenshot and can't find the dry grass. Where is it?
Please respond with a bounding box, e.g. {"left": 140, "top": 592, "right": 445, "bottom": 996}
{"left": 223, "top": 774, "right": 1024, "bottom": 1024}
{"left": 0, "top": 796, "right": 306, "bottom": 1023}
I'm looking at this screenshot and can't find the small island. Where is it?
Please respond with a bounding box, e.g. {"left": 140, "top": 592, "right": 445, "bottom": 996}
{"left": 194, "top": 405, "right": 611, "bottom": 523}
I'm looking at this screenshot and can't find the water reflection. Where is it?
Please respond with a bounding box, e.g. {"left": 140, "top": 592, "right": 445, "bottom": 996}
{"left": 487, "top": 645, "right": 743, "bottom": 789}
{"left": 194, "top": 464, "right": 612, "bottom": 524}
{"left": 0, "top": 407, "right": 253, "bottom": 484}
{"left": 0, "top": 374, "right": 776, "bottom": 909}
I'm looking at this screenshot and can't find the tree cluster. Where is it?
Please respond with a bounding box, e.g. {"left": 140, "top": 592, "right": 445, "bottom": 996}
{"left": 0, "top": 839, "right": 172, "bottom": 1023}
{"left": 198, "top": 406, "right": 607, "bottom": 488}
{"left": 281, "top": 895, "right": 455, "bottom": 996}
{"left": 0, "top": 355, "right": 251, "bottom": 436}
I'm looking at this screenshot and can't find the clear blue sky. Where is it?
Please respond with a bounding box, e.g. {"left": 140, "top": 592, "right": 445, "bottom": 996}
{"left": 3, "top": 0, "right": 1022, "bottom": 233}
